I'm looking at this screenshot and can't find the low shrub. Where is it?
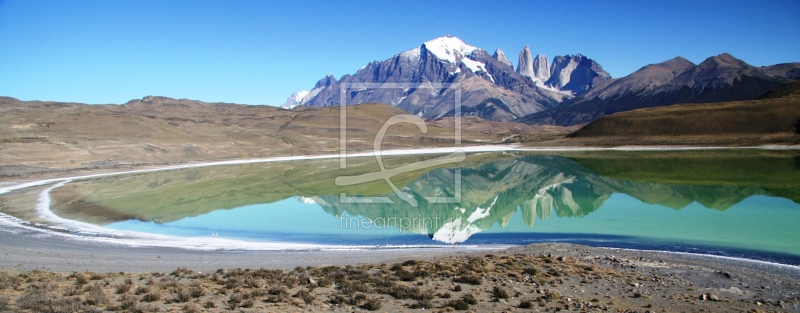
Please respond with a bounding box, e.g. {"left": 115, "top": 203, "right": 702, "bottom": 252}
{"left": 493, "top": 286, "right": 510, "bottom": 300}
{"left": 361, "top": 297, "right": 383, "bottom": 311}
{"left": 453, "top": 275, "right": 482, "bottom": 285}
{"left": 410, "top": 299, "right": 433, "bottom": 309}
{"left": 463, "top": 293, "right": 478, "bottom": 305}
{"left": 118, "top": 294, "right": 138, "bottom": 310}
{"left": 142, "top": 292, "right": 160, "bottom": 302}
{"left": 294, "top": 289, "right": 315, "bottom": 304}
{"left": 115, "top": 283, "right": 132, "bottom": 294}
{"left": 448, "top": 299, "right": 470, "bottom": 310}
{"left": 84, "top": 284, "right": 106, "bottom": 305}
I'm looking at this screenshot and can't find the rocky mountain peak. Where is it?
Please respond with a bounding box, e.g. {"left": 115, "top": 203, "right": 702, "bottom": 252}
{"left": 516, "top": 46, "right": 535, "bottom": 79}
{"left": 546, "top": 54, "right": 612, "bottom": 94}
{"left": 314, "top": 74, "right": 337, "bottom": 89}
{"left": 701, "top": 53, "right": 750, "bottom": 69}
{"left": 281, "top": 36, "right": 607, "bottom": 120}
{"left": 492, "top": 49, "right": 512, "bottom": 68}
{"left": 519, "top": 53, "right": 795, "bottom": 127}
{"left": 653, "top": 57, "right": 696, "bottom": 73}
{"left": 659, "top": 56, "right": 695, "bottom": 69}
{"left": 533, "top": 54, "right": 551, "bottom": 82}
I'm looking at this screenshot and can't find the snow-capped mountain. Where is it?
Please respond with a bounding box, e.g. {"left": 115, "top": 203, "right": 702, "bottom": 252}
{"left": 282, "top": 35, "right": 608, "bottom": 121}
{"left": 282, "top": 35, "right": 798, "bottom": 126}
{"left": 420, "top": 35, "right": 478, "bottom": 63}
{"left": 281, "top": 90, "right": 309, "bottom": 109}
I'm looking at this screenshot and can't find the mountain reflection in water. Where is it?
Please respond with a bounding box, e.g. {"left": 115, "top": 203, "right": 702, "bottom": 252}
{"left": 51, "top": 151, "right": 800, "bottom": 249}
{"left": 312, "top": 155, "right": 773, "bottom": 243}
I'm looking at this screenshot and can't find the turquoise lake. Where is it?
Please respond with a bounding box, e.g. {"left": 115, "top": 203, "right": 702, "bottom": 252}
{"left": 48, "top": 150, "right": 800, "bottom": 264}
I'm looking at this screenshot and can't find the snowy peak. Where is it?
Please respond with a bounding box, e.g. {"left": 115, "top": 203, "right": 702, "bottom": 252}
{"left": 281, "top": 90, "right": 309, "bottom": 109}
{"left": 281, "top": 35, "right": 609, "bottom": 119}
{"left": 399, "top": 47, "right": 422, "bottom": 62}
{"left": 492, "top": 49, "right": 512, "bottom": 68}
{"left": 422, "top": 35, "right": 478, "bottom": 63}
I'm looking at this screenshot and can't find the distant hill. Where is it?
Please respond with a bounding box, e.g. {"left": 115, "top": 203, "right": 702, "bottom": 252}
{"left": 518, "top": 54, "right": 800, "bottom": 126}
{"left": 759, "top": 78, "right": 800, "bottom": 100}
{"left": 566, "top": 79, "right": 800, "bottom": 141}
{"left": 0, "top": 96, "right": 499, "bottom": 178}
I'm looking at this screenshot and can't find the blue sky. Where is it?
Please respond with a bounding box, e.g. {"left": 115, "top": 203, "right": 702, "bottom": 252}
{"left": 1, "top": 0, "right": 798, "bottom": 106}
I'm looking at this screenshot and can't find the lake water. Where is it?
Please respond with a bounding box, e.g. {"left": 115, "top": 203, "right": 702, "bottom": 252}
{"left": 47, "top": 150, "right": 800, "bottom": 264}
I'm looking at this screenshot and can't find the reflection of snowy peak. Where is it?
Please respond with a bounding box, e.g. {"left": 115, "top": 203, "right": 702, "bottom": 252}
{"left": 433, "top": 196, "right": 499, "bottom": 244}
{"left": 312, "top": 155, "right": 768, "bottom": 245}
{"left": 294, "top": 196, "right": 330, "bottom": 207}
{"left": 294, "top": 196, "right": 317, "bottom": 205}
{"left": 431, "top": 219, "right": 482, "bottom": 244}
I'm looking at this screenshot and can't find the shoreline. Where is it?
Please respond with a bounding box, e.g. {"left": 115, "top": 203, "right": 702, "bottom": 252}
{"left": 4, "top": 143, "right": 799, "bottom": 193}
{"left": 1, "top": 217, "right": 798, "bottom": 276}
{"left": 1, "top": 226, "right": 799, "bottom": 312}
{"left": 4, "top": 212, "right": 800, "bottom": 273}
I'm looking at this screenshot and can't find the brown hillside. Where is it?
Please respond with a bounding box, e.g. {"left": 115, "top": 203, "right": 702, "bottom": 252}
{"left": 0, "top": 97, "right": 496, "bottom": 179}
{"left": 566, "top": 80, "right": 800, "bottom": 143}
{"left": 758, "top": 78, "right": 800, "bottom": 100}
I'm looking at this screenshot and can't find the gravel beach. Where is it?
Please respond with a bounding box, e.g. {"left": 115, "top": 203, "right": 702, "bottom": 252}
{"left": 1, "top": 223, "right": 799, "bottom": 312}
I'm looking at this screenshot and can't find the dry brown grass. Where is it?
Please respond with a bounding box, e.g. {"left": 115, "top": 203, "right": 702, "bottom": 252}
{"left": 0, "top": 97, "right": 497, "bottom": 179}
{"left": 567, "top": 96, "right": 800, "bottom": 140}
{"left": 0, "top": 248, "right": 793, "bottom": 312}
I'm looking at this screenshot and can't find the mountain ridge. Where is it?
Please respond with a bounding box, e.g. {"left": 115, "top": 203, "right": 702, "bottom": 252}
{"left": 518, "top": 53, "right": 800, "bottom": 126}
{"left": 281, "top": 36, "right": 609, "bottom": 122}
{"left": 283, "top": 36, "right": 798, "bottom": 127}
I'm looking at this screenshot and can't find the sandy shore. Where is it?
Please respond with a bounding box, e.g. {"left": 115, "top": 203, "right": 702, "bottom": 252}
{"left": 0, "top": 224, "right": 486, "bottom": 273}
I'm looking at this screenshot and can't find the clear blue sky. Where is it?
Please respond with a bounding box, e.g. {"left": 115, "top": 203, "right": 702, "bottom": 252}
{"left": 1, "top": 0, "right": 798, "bottom": 106}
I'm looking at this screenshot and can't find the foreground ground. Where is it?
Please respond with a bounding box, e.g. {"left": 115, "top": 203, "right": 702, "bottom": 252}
{"left": 0, "top": 233, "right": 798, "bottom": 313}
